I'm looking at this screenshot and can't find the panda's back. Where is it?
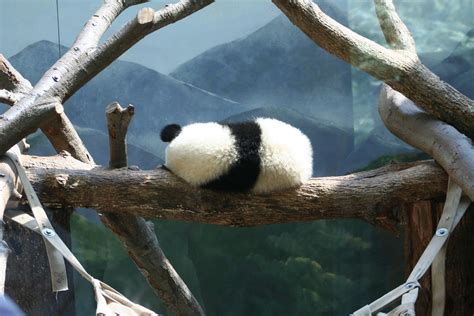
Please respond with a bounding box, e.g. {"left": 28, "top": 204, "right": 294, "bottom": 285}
{"left": 163, "top": 118, "right": 313, "bottom": 194}
{"left": 252, "top": 118, "right": 313, "bottom": 194}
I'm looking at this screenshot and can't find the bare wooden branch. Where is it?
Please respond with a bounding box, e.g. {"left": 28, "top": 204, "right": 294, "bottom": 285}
{"left": 101, "top": 214, "right": 205, "bottom": 316}
{"left": 105, "top": 102, "right": 134, "bottom": 168}
{"left": 0, "top": 89, "right": 21, "bottom": 106}
{"left": 0, "top": 0, "right": 214, "bottom": 157}
{"left": 272, "top": 0, "right": 474, "bottom": 140}
{"left": 17, "top": 156, "right": 447, "bottom": 226}
{"left": 13, "top": 0, "right": 148, "bottom": 162}
{"left": 0, "top": 54, "right": 93, "bottom": 164}
{"left": 1, "top": 99, "right": 65, "bottom": 153}
{"left": 379, "top": 85, "right": 474, "bottom": 200}
{"left": 57, "top": 0, "right": 214, "bottom": 101}
{"left": 0, "top": 54, "right": 32, "bottom": 93}
{"left": 34, "top": 0, "right": 148, "bottom": 94}
{"left": 103, "top": 101, "right": 204, "bottom": 315}
{"left": 373, "top": 0, "right": 416, "bottom": 52}
{"left": 41, "top": 114, "right": 95, "bottom": 164}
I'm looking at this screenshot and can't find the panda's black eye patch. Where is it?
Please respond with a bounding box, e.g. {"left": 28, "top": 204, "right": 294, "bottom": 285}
{"left": 161, "top": 124, "right": 182, "bottom": 142}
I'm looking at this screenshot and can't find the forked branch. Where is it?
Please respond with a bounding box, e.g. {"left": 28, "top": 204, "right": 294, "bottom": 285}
{"left": 272, "top": 0, "right": 474, "bottom": 140}
{"left": 0, "top": 54, "right": 93, "bottom": 164}
{"left": 0, "top": 0, "right": 214, "bottom": 157}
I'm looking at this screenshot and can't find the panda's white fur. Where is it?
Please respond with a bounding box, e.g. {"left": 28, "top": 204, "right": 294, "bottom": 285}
{"left": 162, "top": 118, "right": 313, "bottom": 194}
{"left": 166, "top": 122, "right": 238, "bottom": 186}
{"left": 253, "top": 118, "right": 312, "bottom": 194}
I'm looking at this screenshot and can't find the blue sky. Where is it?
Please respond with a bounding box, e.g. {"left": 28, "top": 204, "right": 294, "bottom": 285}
{"left": 0, "top": 0, "right": 280, "bottom": 73}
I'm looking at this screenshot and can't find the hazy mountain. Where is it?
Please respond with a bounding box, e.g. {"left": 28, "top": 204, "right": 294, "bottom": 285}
{"left": 223, "top": 107, "right": 353, "bottom": 176}
{"left": 9, "top": 40, "right": 246, "bottom": 160}
{"left": 171, "top": 9, "right": 353, "bottom": 131}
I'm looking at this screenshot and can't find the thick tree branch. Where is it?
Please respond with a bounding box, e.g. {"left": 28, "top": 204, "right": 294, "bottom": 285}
{"left": 0, "top": 55, "right": 93, "bottom": 164}
{"left": 41, "top": 114, "right": 94, "bottom": 164}
{"left": 1, "top": 0, "right": 147, "bottom": 160}
{"left": 102, "top": 101, "right": 204, "bottom": 315}
{"left": 379, "top": 85, "right": 474, "bottom": 200}
{"left": 272, "top": 0, "right": 474, "bottom": 140}
{"left": 0, "top": 0, "right": 214, "bottom": 157}
{"left": 57, "top": 0, "right": 214, "bottom": 101}
{"left": 17, "top": 157, "right": 447, "bottom": 227}
{"left": 373, "top": 0, "right": 416, "bottom": 52}
{"left": 101, "top": 215, "right": 205, "bottom": 316}
{"left": 34, "top": 0, "right": 148, "bottom": 94}
{"left": 11, "top": 0, "right": 148, "bottom": 163}
{"left": 0, "top": 55, "right": 32, "bottom": 94}
{"left": 0, "top": 90, "right": 22, "bottom": 106}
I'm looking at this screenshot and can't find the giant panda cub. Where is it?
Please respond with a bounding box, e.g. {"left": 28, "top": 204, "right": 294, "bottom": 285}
{"left": 160, "top": 118, "right": 313, "bottom": 194}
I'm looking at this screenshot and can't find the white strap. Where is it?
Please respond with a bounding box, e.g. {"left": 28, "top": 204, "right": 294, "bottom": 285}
{"left": 407, "top": 179, "right": 468, "bottom": 283}
{"left": 4, "top": 151, "right": 157, "bottom": 315}
{"left": 352, "top": 178, "right": 471, "bottom": 315}
{"left": 5, "top": 150, "right": 68, "bottom": 292}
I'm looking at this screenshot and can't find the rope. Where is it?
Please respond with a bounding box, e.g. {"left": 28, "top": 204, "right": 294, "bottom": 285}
{"left": 55, "top": 0, "right": 62, "bottom": 57}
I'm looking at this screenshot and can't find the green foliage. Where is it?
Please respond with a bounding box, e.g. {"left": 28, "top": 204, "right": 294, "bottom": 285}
{"left": 70, "top": 213, "right": 403, "bottom": 316}
{"left": 183, "top": 220, "right": 402, "bottom": 315}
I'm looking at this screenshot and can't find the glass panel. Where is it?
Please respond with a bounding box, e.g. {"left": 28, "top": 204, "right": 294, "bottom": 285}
{"left": 1, "top": 0, "right": 472, "bottom": 315}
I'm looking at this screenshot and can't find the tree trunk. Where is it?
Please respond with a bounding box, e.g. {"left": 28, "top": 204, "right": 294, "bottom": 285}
{"left": 403, "top": 201, "right": 474, "bottom": 315}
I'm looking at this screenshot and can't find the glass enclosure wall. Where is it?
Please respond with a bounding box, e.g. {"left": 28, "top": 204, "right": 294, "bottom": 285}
{"left": 1, "top": 0, "right": 472, "bottom": 315}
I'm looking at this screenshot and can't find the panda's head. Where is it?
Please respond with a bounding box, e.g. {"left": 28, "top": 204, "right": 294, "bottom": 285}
{"left": 161, "top": 118, "right": 312, "bottom": 194}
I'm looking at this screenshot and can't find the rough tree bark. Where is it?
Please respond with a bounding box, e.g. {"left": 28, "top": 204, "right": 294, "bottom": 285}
{"left": 19, "top": 157, "right": 445, "bottom": 227}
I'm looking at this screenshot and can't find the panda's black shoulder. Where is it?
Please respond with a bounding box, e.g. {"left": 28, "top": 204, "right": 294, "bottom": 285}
{"left": 224, "top": 120, "right": 261, "bottom": 140}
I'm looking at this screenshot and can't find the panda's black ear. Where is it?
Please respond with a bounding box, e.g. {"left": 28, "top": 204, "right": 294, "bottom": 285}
{"left": 161, "top": 124, "right": 182, "bottom": 142}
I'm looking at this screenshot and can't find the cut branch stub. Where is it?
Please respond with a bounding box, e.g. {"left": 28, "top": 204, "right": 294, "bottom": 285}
{"left": 106, "top": 102, "right": 134, "bottom": 169}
